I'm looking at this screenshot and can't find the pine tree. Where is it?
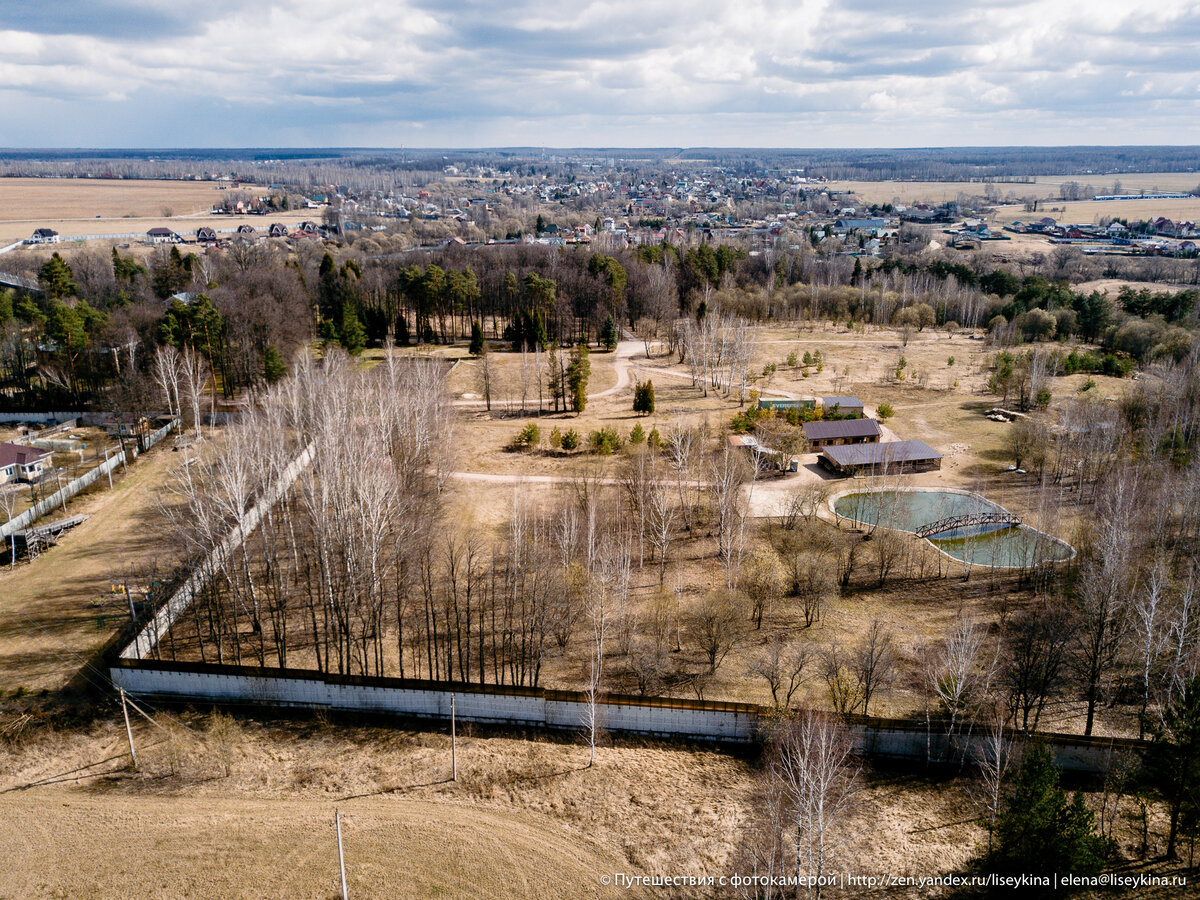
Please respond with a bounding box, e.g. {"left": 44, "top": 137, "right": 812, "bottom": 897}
{"left": 262, "top": 345, "right": 287, "bottom": 383}
{"left": 339, "top": 307, "right": 367, "bottom": 356}
{"left": 633, "top": 379, "right": 655, "bottom": 416}
{"left": 601, "top": 315, "right": 619, "bottom": 351}
{"left": 987, "top": 741, "right": 1107, "bottom": 878}
{"left": 567, "top": 343, "right": 590, "bottom": 414}
{"left": 469, "top": 321, "right": 485, "bottom": 356}
{"left": 38, "top": 252, "right": 78, "bottom": 300}
{"left": 1146, "top": 674, "right": 1200, "bottom": 859}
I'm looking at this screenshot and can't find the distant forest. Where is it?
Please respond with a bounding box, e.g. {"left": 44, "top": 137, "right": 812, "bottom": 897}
{"left": 0, "top": 146, "right": 1197, "bottom": 183}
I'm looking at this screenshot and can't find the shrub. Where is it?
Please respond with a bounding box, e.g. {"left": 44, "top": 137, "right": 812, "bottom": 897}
{"left": 548, "top": 426, "right": 563, "bottom": 449}
{"left": 560, "top": 428, "right": 580, "bottom": 451}
{"left": 589, "top": 426, "right": 623, "bottom": 455}
{"left": 786, "top": 351, "right": 798, "bottom": 367}
{"left": 876, "top": 402, "right": 895, "bottom": 420}
{"left": 629, "top": 423, "right": 646, "bottom": 445}
{"left": 647, "top": 427, "right": 662, "bottom": 449}
{"left": 947, "top": 355, "right": 955, "bottom": 367}
{"left": 509, "top": 422, "right": 540, "bottom": 451}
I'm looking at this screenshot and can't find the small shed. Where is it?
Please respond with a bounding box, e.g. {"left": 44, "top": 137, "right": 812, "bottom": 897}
{"left": 757, "top": 397, "right": 816, "bottom": 412}
{"left": 820, "top": 396, "right": 864, "bottom": 418}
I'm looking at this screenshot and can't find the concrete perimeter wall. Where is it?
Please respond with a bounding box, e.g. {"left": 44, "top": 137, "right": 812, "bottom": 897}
{"left": 1, "top": 418, "right": 178, "bottom": 540}
{"left": 109, "top": 659, "right": 1142, "bottom": 770}
{"left": 110, "top": 661, "right": 759, "bottom": 743}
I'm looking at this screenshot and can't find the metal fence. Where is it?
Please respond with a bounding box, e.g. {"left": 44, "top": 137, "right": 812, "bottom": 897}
{"left": 1, "top": 418, "right": 178, "bottom": 539}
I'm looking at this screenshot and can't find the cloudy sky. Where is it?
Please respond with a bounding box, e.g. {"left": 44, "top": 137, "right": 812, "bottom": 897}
{"left": 2, "top": 0, "right": 1199, "bottom": 148}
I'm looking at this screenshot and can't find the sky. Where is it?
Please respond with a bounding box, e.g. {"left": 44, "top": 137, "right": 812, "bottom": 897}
{"left": 1, "top": 0, "right": 1199, "bottom": 148}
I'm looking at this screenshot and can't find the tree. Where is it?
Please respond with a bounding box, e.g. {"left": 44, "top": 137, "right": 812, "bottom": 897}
{"left": 771, "top": 711, "right": 858, "bottom": 900}
{"left": 469, "top": 320, "right": 485, "bottom": 357}
{"left": 852, "top": 620, "right": 897, "bottom": 716}
{"left": 690, "top": 592, "right": 745, "bottom": 674}
{"left": 1145, "top": 674, "right": 1200, "bottom": 860}
{"left": 600, "top": 314, "right": 619, "bottom": 351}
{"left": 876, "top": 402, "right": 894, "bottom": 421}
{"left": 262, "top": 344, "right": 287, "bottom": 384}
{"left": 632, "top": 379, "right": 655, "bottom": 416}
{"left": 985, "top": 741, "right": 1108, "bottom": 878}
{"left": 1003, "top": 600, "right": 1073, "bottom": 733}
{"left": 38, "top": 252, "right": 78, "bottom": 300}
{"left": 567, "top": 343, "right": 590, "bottom": 414}
{"left": 338, "top": 307, "right": 367, "bottom": 356}
{"left": 751, "top": 636, "right": 809, "bottom": 708}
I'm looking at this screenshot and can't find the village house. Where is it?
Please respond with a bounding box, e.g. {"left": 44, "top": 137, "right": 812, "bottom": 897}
{"left": 0, "top": 441, "right": 53, "bottom": 484}
{"left": 196, "top": 226, "right": 218, "bottom": 243}
{"left": 146, "top": 227, "right": 181, "bottom": 244}
{"left": 29, "top": 228, "right": 60, "bottom": 244}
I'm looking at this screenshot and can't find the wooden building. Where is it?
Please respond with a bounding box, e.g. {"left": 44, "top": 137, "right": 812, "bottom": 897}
{"left": 803, "top": 418, "right": 881, "bottom": 449}
{"left": 820, "top": 440, "right": 942, "bottom": 476}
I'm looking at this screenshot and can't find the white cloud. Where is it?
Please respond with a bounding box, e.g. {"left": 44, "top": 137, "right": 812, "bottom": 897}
{"left": 0, "top": 0, "right": 1197, "bottom": 145}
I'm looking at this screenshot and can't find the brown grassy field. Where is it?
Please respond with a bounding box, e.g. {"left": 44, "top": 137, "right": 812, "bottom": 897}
{"left": 825, "top": 172, "right": 1199, "bottom": 209}
{"left": 0, "top": 177, "right": 314, "bottom": 245}
{"left": 991, "top": 197, "right": 1200, "bottom": 227}
{"left": 1, "top": 711, "right": 1195, "bottom": 899}
{"left": 0, "top": 441, "right": 185, "bottom": 695}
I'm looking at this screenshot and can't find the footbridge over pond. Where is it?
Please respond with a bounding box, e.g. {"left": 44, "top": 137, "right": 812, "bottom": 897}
{"left": 915, "top": 510, "right": 1021, "bottom": 539}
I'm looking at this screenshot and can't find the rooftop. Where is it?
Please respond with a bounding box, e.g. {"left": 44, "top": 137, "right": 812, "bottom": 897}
{"left": 0, "top": 441, "right": 52, "bottom": 468}
{"left": 803, "top": 419, "right": 881, "bottom": 441}
{"left": 823, "top": 440, "right": 942, "bottom": 468}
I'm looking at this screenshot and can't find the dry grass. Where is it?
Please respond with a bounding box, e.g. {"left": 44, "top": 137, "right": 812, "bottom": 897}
{"left": 1, "top": 712, "right": 1195, "bottom": 898}
{"left": 0, "top": 443, "right": 185, "bottom": 695}
{"left": 824, "top": 172, "right": 1199, "bottom": 209}
{"left": 0, "top": 177, "right": 313, "bottom": 245}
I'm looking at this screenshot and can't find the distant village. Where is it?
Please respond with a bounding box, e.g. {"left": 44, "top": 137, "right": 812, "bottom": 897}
{"left": 17, "top": 160, "right": 1200, "bottom": 261}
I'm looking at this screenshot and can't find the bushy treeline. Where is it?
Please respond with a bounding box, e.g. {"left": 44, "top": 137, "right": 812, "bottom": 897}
{"left": 0, "top": 243, "right": 310, "bottom": 409}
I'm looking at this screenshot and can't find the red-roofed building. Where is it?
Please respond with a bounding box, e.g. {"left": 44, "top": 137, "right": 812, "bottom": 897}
{"left": 0, "top": 441, "right": 53, "bottom": 484}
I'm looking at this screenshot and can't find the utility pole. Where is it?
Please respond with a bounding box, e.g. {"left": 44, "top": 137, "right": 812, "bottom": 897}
{"left": 451, "top": 696, "right": 457, "bottom": 782}
{"left": 119, "top": 688, "right": 138, "bottom": 769}
{"left": 335, "top": 809, "right": 349, "bottom": 900}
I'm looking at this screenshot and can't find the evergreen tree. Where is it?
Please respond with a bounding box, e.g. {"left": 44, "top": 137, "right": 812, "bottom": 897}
{"left": 396, "top": 313, "right": 410, "bottom": 346}
{"left": 600, "top": 315, "right": 619, "bottom": 351}
{"left": 1145, "top": 674, "right": 1200, "bottom": 860}
{"left": 567, "top": 343, "right": 590, "bottom": 414}
{"left": 262, "top": 345, "right": 287, "bottom": 383}
{"left": 339, "top": 307, "right": 367, "bottom": 356}
{"left": 469, "top": 320, "right": 485, "bottom": 356}
{"left": 986, "top": 741, "right": 1108, "bottom": 880}
{"left": 633, "top": 379, "right": 655, "bottom": 416}
{"left": 38, "top": 252, "right": 78, "bottom": 300}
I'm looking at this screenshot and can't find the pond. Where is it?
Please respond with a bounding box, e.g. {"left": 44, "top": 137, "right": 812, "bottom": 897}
{"left": 832, "top": 488, "right": 1074, "bottom": 569}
